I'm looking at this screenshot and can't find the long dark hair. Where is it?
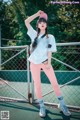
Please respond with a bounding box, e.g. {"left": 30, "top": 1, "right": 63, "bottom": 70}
{"left": 32, "top": 18, "right": 48, "bottom": 48}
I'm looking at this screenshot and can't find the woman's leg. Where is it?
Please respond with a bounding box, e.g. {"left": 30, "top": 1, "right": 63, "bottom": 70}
{"left": 30, "top": 62, "right": 42, "bottom": 99}
{"left": 30, "top": 62, "right": 46, "bottom": 117}
{"left": 41, "top": 64, "right": 71, "bottom": 116}
{"left": 42, "top": 64, "right": 61, "bottom": 97}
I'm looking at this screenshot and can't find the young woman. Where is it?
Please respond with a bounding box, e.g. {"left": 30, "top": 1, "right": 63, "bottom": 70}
{"left": 25, "top": 10, "right": 71, "bottom": 117}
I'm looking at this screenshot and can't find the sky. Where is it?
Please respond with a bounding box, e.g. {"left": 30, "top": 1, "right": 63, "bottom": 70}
{"left": 3, "top": 0, "right": 8, "bottom": 1}
{"left": 3, "top": 0, "right": 11, "bottom": 4}
{"left": 3, "top": 0, "right": 11, "bottom": 2}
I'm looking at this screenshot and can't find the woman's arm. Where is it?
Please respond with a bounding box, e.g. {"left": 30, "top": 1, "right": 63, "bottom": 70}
{"left": 48, "top": 51, "right": 52, "bottom": 65}
{"left": 25, "top": 10, "right": 44, "bottom": 30}
{"left": 45, "top": 51, "right": 52, "bottom": 69}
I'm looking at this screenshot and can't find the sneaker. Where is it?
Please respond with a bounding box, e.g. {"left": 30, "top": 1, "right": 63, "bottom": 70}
{"left": 39, "top": 106, "right": 46, "bottom": 117}
{"left": 58, "top": 104, "right": 71, "bottom": 116}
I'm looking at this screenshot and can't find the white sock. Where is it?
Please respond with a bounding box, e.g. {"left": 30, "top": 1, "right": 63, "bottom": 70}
{"left": 38, "top": 99, "right": 44, "bottom": 108}
{"left": 58, "top": 96, "right": 66, "bottom": 106}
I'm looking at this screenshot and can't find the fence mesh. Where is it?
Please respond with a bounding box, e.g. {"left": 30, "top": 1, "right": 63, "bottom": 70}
{"left": 40, "top": 44, "right": 80, "bottom": 107}
{"left": 52, "top": 45, "right": 80, "bottom": 70}
{"left": 1, "top": 47, "right": 27, "bottom": 70}
{"left": 0, "top": 43, "right": 80, "bottom": 109}
{"left": 0, "top": 46, "right": 29, "bottom": 102}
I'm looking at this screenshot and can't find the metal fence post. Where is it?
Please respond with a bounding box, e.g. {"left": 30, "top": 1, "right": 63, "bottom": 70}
{"left": 28, "top": 46, "right": 34, "bottom": 103}
{"left": 26, "top": 46, "right": 32, "bottom": 103}
{"left": 0, "top": 25, "right": 1, "bottom": 70}
{"left": 31, "top": 75, "right": 34, "bottom": 103}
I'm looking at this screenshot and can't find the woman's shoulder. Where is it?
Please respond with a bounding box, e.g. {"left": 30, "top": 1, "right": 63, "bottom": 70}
{"left": 48, "top": 34, "right": 55, "bottom": 39}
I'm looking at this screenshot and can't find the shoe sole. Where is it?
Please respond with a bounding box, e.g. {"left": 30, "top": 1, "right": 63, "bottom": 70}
{"left": 39, "top": 111, "right": 46, "bottom": 118}
{"left": 58, "top": 104, "right": 71, "bottom": 116}
{"left": 39, "top": 113, "right": 46, "bottom": 118}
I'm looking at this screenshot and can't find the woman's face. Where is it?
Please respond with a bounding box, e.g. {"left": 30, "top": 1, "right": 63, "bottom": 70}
{"left": 38, "top": 21, "right": 47, "bottom": 30}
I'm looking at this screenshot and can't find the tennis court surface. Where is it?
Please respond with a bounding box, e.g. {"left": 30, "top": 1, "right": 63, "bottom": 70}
{"left": 0, "top": 101, "right": 80, "bottom": 120}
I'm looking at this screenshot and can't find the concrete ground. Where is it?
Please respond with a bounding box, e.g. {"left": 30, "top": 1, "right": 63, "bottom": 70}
{"left": 0, "top": 102, "right": 80, "bottom": 120}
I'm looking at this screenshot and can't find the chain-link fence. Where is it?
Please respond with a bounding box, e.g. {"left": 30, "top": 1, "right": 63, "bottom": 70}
{"left": 1, "top": 46, "right": 27, "bottom": 70}
{"left": 39, "top": 42, "right": 80, "bottom": 110}
{"left": 0, "top": 45, "right": 31, "bottom": 103}
{"left": 0, "top": 42, "right": 80, "bottom": 111}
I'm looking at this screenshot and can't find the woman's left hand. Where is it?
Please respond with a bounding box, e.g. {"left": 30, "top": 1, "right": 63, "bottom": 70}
{"left": 46, "top": 63, "right": 51, "bottom": 69}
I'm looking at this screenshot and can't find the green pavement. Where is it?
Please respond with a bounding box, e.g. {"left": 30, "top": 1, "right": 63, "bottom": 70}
{"left": 0, "top": 102, "right": 80, "bottom": 120}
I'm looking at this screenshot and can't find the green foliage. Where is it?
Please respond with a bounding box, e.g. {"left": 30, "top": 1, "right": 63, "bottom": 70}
{"left": 1, "top": 0, "right": 80, "bottom": 44}
{"left": 1, "top": 0, "right": 80, "bottom": 70}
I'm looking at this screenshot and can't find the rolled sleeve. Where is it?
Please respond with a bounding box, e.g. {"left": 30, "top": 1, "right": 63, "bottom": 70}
{"left": 48, "top": 35, "right": 57, "bottom": 52}
{"left": 27, "top": 26, "right": 37, "bottom": 42}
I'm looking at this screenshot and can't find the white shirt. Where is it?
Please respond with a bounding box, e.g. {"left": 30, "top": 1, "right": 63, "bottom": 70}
{"left": 27, "top": 26, "right": 57, "bottom": 64}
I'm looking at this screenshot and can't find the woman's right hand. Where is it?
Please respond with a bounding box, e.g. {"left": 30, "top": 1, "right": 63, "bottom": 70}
{"left": 37, "top": 10, "right": 44, "bottom": 16}
{"left": 25, "top": 10, "right": 43, "bottom": 28}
